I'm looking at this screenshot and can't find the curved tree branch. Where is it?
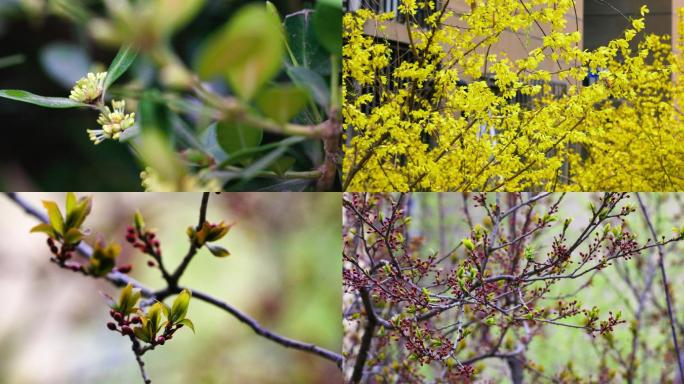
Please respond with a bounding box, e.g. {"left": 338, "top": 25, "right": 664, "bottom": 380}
{"left": 4, "top": 192, "right": 343, "bottom": 370}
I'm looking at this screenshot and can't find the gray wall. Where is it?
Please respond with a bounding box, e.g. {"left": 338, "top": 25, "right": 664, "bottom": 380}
{"left": 584, "top": 0, "right": 672, "bottom": 50}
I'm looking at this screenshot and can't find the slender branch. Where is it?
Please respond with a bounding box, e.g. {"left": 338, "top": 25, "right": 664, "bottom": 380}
{"left": 155, "top": 285, "right": 342, "bottom": 367}
{"left": 131, "top": 337, "right": 151, "bottom": 384}
{"left": 5, "top": 192, "right": 343, "bottom": 369}
{"left": 5, "top": 192, "right": 154, "bottom": 296}
{"left": 168, "top": 192, "right": 210, "bottom": 286}
{"left": 351, "top": 288, "right": 378, "bottom": 383}
{"left": 636, "top": 193, "right": 684, "bottom": 381}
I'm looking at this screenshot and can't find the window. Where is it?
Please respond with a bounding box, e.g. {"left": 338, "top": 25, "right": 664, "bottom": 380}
{"left": 348, "top": 0, "right": 441, "bottom": 28}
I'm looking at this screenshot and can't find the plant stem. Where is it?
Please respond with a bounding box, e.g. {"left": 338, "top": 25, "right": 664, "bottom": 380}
{"left": 169, "top": 193, "right": 210, "bottom": 286}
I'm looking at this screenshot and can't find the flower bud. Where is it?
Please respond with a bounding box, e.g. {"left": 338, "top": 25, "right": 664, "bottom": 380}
{"left": 107, "top": 322, "right": 117, "bottom": 331}
{"left": 117, "top": 264, "right": 133, "bottom": 274}
{"left": 147, "top": 260, "right": 156, "bottom": 267}
{"left": 121, "top": 326, "right": 133, "bottom": 336}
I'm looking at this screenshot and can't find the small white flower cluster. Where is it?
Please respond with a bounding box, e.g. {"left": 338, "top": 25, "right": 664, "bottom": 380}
{"left": 69, "top": 72, "right": 107, "bottom": 103}
{"left": 87, "top": 100, "right": 136, "bottom": 145}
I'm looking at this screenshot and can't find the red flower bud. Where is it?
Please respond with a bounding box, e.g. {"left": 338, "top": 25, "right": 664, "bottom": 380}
{"left": 147, "top": 260, "right": 156, "bottom": 267}
{"left": 153, "top": 240, "right": 160, "bottom": 247}
{"left": 50, "top": 246, "right": 59, "bottom": 254}
{"left": 125, "top": 235, "right": 136, "bottom": 243}
{"left": 47, "top": 238, "right": 55, "bottom": 247}
{"left": 156, "top": 336, "right": 165, "bottom": 345}
{"left": 117, "top": 264, "right": 133, "bottom": 274}
{"left": 106, "top": 322, "right": 117, "bottom": 331}
{"left": 131, "top": 316, "right": 141, "bottom": 324}
{"left": 148, "top": 233, "right": 156, "bottom": 239}
{"left": 121, "top": 326, "right": 133, "bottom": 336}
{"left": 126, "top": 226, "right": 135, "bottom": 234}
{"left": 113, "top": 312, "right": 123, "bottom": 322}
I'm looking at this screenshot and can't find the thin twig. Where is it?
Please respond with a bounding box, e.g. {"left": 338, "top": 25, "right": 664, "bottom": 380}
{"left": 168, "top": 192, "right": 210, "bottom": 286}
{"left": 5, "top": 192, "right": 343, "bottom": 369}
{"left": 636, "top": 193, "right": 684, "bottom": 381}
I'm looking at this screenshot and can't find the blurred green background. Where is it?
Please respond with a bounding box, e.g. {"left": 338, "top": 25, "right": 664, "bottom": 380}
{"left": 0, "top": 192, "right": 342, "bottom": 383}
{"left": 0, "top": 0, "right": 319, "bottom": 191}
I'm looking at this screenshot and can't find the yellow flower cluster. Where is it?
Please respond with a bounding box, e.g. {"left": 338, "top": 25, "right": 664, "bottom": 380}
{"left": 343, "top": 2, "right": 684, "bottom": 191}
{"left": 69, "top": 72, "right": 107, "bottom": 103}
{"left": 87, "top": 100, "right": 135, "bottom": 144}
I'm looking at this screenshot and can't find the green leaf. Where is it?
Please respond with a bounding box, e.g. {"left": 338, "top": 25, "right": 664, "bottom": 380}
{"left": 216, "top": 120, "right": 263, "bottom": 158}
{"left": 65, "top": 192, "right": 77, "bottom": 217}
{"left": 30, "top": 223, "right": 58, "bottom": 238}
{"left": 313, "top": 0, "right": 341, "bottom": 55}
{"left": 133, "top": 326, "right": 151, "bottom": 343}
{"left": 170, "top": 289, "right": 191, "bottom": 323}
{"left": 65, "top": 194, "right": 91, "bottom": 230}
{"left": 152, "top": 0, "right": 205, "bottom": 36}
{"left": 178, "top": 318, "right": 195, "bottom": 333}
{"left": 0, "top": 54, "right": 24, "bottom": 70}
{"left": 196, "top": 4, "right": 283, "bottom": 101}
{"left": 63, "top": 228, "right": 83, "bottom": 245}
{"left": 284, "top": 9, "right": 330, "bottom": 75}
{"left": 255, "top": 84, "right": 308, "bottom": 124}
{"left": 0, "top": 90, "right": 86, "bottom": 108}
{"left": 206, "top": 244, "right": 231, "bottom": 257}
{"left": 267, "top": 156, "right": 296, "bottom": 176}
{"left": 218, "top": 136, "right": 306, "bottom": 169}
{"left": 147, "top": 302, "right": 164, "bottom": 335}
{"left": 241, "top": 145, "right": 288, "bottom": 180}
{"left": 104, "top": 44, "right": 138, "bottom": 90}
{"left": 42, "top": 201, "right": 65, "bottom": 236}
{"left": 134, "top": 210, "right": 145, "bottom": 232}
{"left": 286, "top": 66, "right": 330, "bottom": 109}
{"left": 199, "top": 123, "right": 228, "bottom": 162}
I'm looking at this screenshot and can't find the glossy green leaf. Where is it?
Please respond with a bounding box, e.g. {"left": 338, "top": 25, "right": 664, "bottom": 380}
{"left": 267, "top": 156, "right": 296, "bottom": 176}
{"left": 104, "top": 44, "right": 138, "bottom": 90}
{"left": 216, "top": 120, "right": 263, "bottom": 157}
{"left": 256, "top": 84, "right": 308, "bottom": 124}
{"left": 286, "top": 66, "right": 330, "bottom": 109}
{"left": 178, "top": 318, "right": 195, "bottom": 333}
{"left": 42, "top": 200, "right": 64, "bottom": 236}
{"left": 313, "top": 0, "right": 342, "bottom": 55}
{"left": 170, "top": 289, "right": 191, "bottom": 323}
{"left": 30, "top": 223, "right": 58, "bottom": 238}
{"left": 0, "top": 90, "right": 86, "bottom": 108}
{"left": 284, "top": 9, "right": 330, "bottom": 75}
{"left": 197, "top": 4, "right": 283, "bottom": 100}
{"left": 206, "top": 244, "right": 231, "bottom": 257}
{"left": 152, "top": 0, "right": 205, "bottom": 35}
